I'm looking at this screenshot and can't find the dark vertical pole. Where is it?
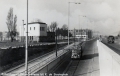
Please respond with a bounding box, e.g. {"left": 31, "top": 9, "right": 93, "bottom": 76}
{"left": 68, "top": 2, "right": 70, "bottom": 45}
{"left": 78, "top": 15, "right": 81, "bottom": 43}
{"left": 25, "top": 0, "right": 28, "bottom": 75}
{"left": 0, "top": 57, "right": 2, "bottom": 76}
{"left": 22, "top": 20, "right": 24, "bottom": 42}
{"left": 55, "top": 26, "right": 57, "bottom": 57}
{"left": 74, "top": 28, "right": 75, "bottom": 45}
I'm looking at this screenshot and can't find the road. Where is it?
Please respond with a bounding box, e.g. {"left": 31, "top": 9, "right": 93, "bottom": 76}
{"left": 102, "top": 38, "right": 120, "bottom": 55}
{"left": 36, "top": 39, "right": 100, "bottom": 76}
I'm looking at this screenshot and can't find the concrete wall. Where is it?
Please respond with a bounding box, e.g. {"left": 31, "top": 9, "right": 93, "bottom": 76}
{"left": 97, "top": 40, "right": 120, "bottom": 76}
{"left": 33, "top": 50, "right": 71, "bottom": 74}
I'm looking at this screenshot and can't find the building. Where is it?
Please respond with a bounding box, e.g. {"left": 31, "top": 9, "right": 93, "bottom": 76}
{"left": 47, "top": 32, "right": 55, "bottom": 42}
{"left": 19, "top": 22, "right": 55, "bottom": 42}
{"left": 2, "top": 31, "right": 9, "bottom": 41}
{"left": 69, "top": 29, "right": 93, "bottom": 40}
{"left": 86, "top": 29, "right": 93, "bottom": 39}
{"left": 0, "top": 32, "right": 3, "bottom": 41}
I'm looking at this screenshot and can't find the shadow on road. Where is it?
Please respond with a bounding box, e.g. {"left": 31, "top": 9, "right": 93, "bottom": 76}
{"left": 81, "top": 53, "right": 98, "bottom": 60}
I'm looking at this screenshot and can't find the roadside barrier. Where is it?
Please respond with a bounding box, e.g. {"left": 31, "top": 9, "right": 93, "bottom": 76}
{"left": 97, "top": 40, "right": 120, "bottom": 76}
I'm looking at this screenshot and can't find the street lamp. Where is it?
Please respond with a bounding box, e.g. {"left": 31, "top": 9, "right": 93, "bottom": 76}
{"left": 55, "top": 26, "right": 57, "bottom": 57}
{"left": 25, "top": 0, "right": 28, "bottom": 75}
{"left": 22, "top": 20, "right": 24, "bottom": 41}
{"left": 79, "top": 15, "right": 86, "bottom": 33}
{"left": 79, "top": 15, "right": 86, "bottom": 42}
{"left": 68, "top": 2, "right": 81, "bottom": 45}
{"left": 74, "top": 28, "right": 76, "bottom": 45}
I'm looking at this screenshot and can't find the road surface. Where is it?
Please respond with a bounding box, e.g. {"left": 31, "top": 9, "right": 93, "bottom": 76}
{"left": 102, "top": 38, "right": 120, "bottom": 55}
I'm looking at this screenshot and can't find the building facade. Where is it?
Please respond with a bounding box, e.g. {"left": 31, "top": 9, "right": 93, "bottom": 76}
{"left": 69, "top": 29, "right": 93, "bottom": 39}
{"left": 19, "top": 22, "right": 55, "bottom": 42}
{"left": 2, "top": 31, "right": 9, "bottom": 41}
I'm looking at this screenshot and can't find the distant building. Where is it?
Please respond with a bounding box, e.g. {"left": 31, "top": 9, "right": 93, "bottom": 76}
{"left": 86, "top": 30, "right": 93, "bottom": 39}
{"left": 46, "top": 32, "right": 55, "bottom": 42}
{"left": 0, "top": 32, "right": 3, "bottom": 41}
{"left": 69, "top": 29, "right": 93, "bottom": 39}
{"left": 19, "top": 22, "right": 55, "bottom": 42}
{"left": 2, "top": 31, "right": 9, "bottom": 41}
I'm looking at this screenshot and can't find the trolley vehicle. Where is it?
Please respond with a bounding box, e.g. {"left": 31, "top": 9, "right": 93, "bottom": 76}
{"left": 71, "top": 42, "right": 85, "bottom": 59}
{"left": 107, "top": 35, "right": 115, "bottom": 43}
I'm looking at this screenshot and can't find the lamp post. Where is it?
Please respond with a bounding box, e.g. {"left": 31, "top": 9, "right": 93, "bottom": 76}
{"left": 92, "top": 21, "right": 95, "bottom": 38}
{"left": 68, "top": 2, "right": 81, "bottom": 45}
{"left": 79, "top": 15, "right": 86, "bottom": 42}
{"left": 55, "top": 26, "right": 57, "bottom": 57}
{"left": 79, "top": 15, "right": 86, "bottom": 31}
{"left": 22, "top": 20, "right": 24, "bottom": 42}
{"left": 25, "top": 0, "right": 28, "bottom": 75}
{"left": 74, "top": 28, "right": 75, "bottom": 45}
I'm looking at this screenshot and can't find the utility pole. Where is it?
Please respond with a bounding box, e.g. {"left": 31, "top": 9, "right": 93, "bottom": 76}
{"left": 22, "top": 20, "right": 24, "bottom": 42}
{"left": 25, "top": 0, "right": 28, "bottom": 75}
{"left": 68, "top": 2, "right": 70, "bottom": 46}
{"left": 79, "top": 15, "right": 86, "bottom": 42}
{"left": 68, "top": 2, "right": 81, "bottom": 46}
{"left": 74, "top": 28, "right": 75, "bottom": 45}
{"left": 55, "top": 26, "right": 57, "bottom": 57}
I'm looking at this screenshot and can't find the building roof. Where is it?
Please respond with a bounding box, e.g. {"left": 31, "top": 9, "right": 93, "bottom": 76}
{"left": 28, "top": 22, "right": 46, "bottom": 25}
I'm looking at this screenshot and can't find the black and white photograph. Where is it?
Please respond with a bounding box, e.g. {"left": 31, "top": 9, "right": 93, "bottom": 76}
{"left": 0, "top": 0, "right": 120, "bottom": 76}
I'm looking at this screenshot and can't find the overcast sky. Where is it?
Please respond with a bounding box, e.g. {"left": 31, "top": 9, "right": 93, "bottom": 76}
{"left": 0, "top": 0, "right": 120, "bottom": 35}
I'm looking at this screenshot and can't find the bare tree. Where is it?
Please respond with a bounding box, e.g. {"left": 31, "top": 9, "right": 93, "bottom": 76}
{"left": 6, "top": 8, "right": 17, "bottom": 42}
{"left": 62, "top": 24, "right": 68, "bottom": 30}
{"left": 49, "top": 22, "right": 58, "bottom": 32}
{"left": 47, "top": 26, "right": 50, "bottom": 32}
{"left": 61, "top": 24, "right": 72, "bottom": 39}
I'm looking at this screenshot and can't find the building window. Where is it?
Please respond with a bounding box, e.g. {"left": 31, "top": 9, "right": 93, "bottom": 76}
{"left": 40, "top": 27, "right": 45, "bottom": 31}
{"left": 42, "top": 27, "right": 45, "bottom": 31}
{"left": 34, "top": 27, "right": 35, "bottom": 30}
{"left": 32, "top": 36, "right": 33, "bottom": 40}
{"left": 40, "top": 27, "right": 42, "bottom": 31}
{"left": 30, "top": 27, "right": 31, "bottom": 30}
